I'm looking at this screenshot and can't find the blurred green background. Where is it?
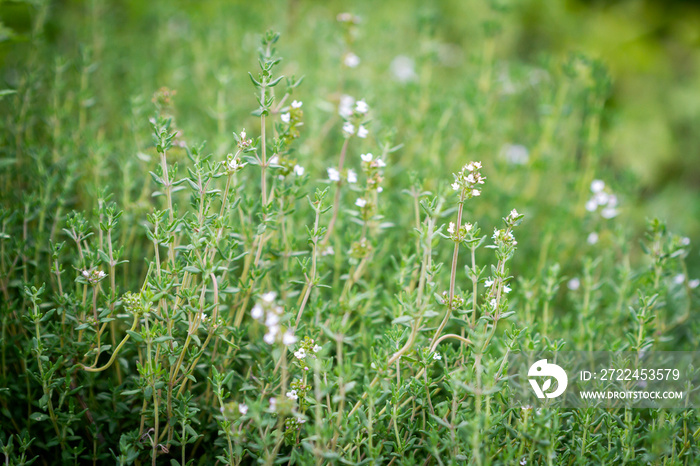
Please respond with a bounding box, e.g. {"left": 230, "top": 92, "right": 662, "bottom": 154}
{"left": 1, "top": 0, "right": 699, "bottom": 276}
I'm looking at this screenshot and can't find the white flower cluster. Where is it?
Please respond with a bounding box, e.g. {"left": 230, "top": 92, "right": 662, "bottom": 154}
{"left": 446, "top": 221, "right": 473, "bottom": 242}
{"left": 485, "top": 278, "right": 511, "bottom": 294}
{"left": 251, "top": 292, "right": 297, "bottom": 346}
{"left": 673, "top": 274, "right": 700, "bottom": 289}
{"left": 326, "top": 167, "right": 357, "bottom": 184}
{"left": 451, "top": 161, "right": 485, "bottom": 199}
{"left": 292, "top": 337, "right": 323, "bottom": 371}
{"left": 492, "top": 228, "right": 518, "bottom": 247}
{"left": 339, "top": 95, "right": 369, "bottom": 138}
{"left": 226, "top": 153, "right": 246, "bottom": 174}
{"left": 585, "top": 179, "right": 619, "bottom": 219}
{"left": 82, "top": 269, "right": 106, "bottom": 285}
{"left": 236, "top": 129, "right": 253, "bottom": 150}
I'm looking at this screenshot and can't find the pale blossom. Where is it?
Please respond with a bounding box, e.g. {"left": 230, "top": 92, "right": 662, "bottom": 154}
{"left": 283, "top": 331, "right": 297, "bottom": 346}
{"left": 447, "top": 222, "right": 455, "bottom": 234}
{"left": 286, "top": 390, "right": 298, "bottom": 401}
{"left": 361, "top": 153, "right": 373, "bottom": 162}
{"left": 433, "top": 353, "right": 442, "bottom": 361}
{"left": 590, "top": 179, "right": 605, "bottom": 193}
{"left": 390, "top": 55, "right": 418, "bottom": 83}
{"left": 239, "top": 403, "right": 248, "bottom": 415}
{"left": 587, "top": 232, "right": 599, "bottom": 245}
{"left": 347, "top": 169, "right": 357, "bottom": 183}
{"left": 355, "top": 198, "right": 367, "bottom": 208}
{"left": 294, "top": 348, "right": 306, "bottom": 359}
{"left": 355, "top": 99, "right": 369, "bottom": 114}
{"left": 344, "top": 52, "right": 360, "bottom": 68}
{"left": 327, "top": 168, "right": 341, "bottom": 182}
{"left": 251, "top": 304, "right": 264, "bottom": 320}
{"left": 293, "top": 165, "right": 305, "bottom": 176}
{"left": 291, "top": 100, "right": 302, "bottom": 108}
{"left": 280, "top": 113, "right": 291, "bottom": 123}
{"left": 343, "top": 122, "right": 355, "bottom": 136}
{"left": 339, "top": 95, "right": 355, "bottom": 118}
{"left": 313, "top": 344, "right": 322, "bottom": 353}
{"left": 567, "top": 278, "right": 581, "bottom": 291}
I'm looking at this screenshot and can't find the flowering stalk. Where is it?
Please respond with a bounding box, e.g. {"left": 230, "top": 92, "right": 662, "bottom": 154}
{"left": 429, "top": 161, "right": 484, "bottom": 351}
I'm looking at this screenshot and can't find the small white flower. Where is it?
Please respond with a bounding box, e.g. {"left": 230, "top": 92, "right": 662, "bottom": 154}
{"left": 339, "top": 95, "right": 355, "bottom": 118}
{"left": 567, "top": 278, "right": 581, "bottom": 291}
{"left": 681, "top": 237, "right": 691, "bottom": 246}
{"left": 239, "top": 403, "right": 248, "bottom": 415}
{"left": 251, "top": 304, "right": 264, "bottom": 320}
{"left": 585, "top": 199, "right": 598, "bottom": 212}
{"left": 594, "top": 191, "right": 609, "bottom": 206}
{"left": 357, "top": 125, "right": 368, "bottom": 138}
{"left": 390, "top": 55, "right": 418, "bottom": 83}
{"left": 347, "top": 169, "right": 357, "bottom": 183}
{"left": 510, "top": 209, "right": 519, "bottom": 218}
{"left": 447, "top": 222, "right": 455, "bottom": 234}
{"left": 262, "top": 292, "right": 276, "bottom": 303}
{"left": 502, "top": 144, "right": 529, "bottom": 165}
{"left": 377, "top": 187, "right": 383, "bottom": 193}
{"left": 485, "top": 279, "right": 494, "bottom": 287}
{"left": 472, "top": 189, "right": 481, "bottom": 196}
{"left": 490, "top": 298, "right": 497, "bottom": 308}
{"left": 327, "top": 168, "right": 340, "bottom": 182}
{"left": 520, "top": 457, "right": 527, "bottom": 466}
{"left": 82, "top": 270, "right": 90, "bottom": 278}
{"left": 291, "top": 100, "right": 303, "bottom": 108}
{"left": 376, "top": 159, "right": 386, "bottom": 168}
{"left": 265, "top": 313, "right": 279, "bottom": 327}
{"left": 280, "top": 113, "right": 291, "bottom": 123}
{"left": 343, "top": 122, "right": 355, "bottom": 136}
{"left": 240, "top": 129, "right": 247, "bottom": 140}
{"left": 283, "top": 332, "right": 297, "bottom": 346}
{"left": 313, "top": 344, "right": 322, "bottom": 353}
{"left": 600, "top": 207, "right": 618, "bottom": 219}
{"left": 451, "top": 182, "right": 460, "bottom": 191}
{"left": 590, "top": 179, "right": 605, "bottom": 193}
{"left": 263, "top": 333, "right": 275, "bottom": 345}
{"left": 294, "top": 348, "right": 306, "bottom": 359}
{"left": 321, "top": 246, "right": 334, "bottom": 256}
{"left": 344, "top": 52, "right": 360, "bottom": 68}
{"left": 293, "top": 165, "right": 305, "bottom": 176}
{"left": 433, "top": 353, "right": 442, "bottom": 361}
{"left": 269, "top": 397, "right": 277, "bottom": 412}
{"left": 286, "top": 390, "right": 298, "bottom": 401}
{"left": 355, "top": 99, "right": 369, "bottom": 114}
{"left": 355, "top": 198, "right": 367, "bottom": 208}
{"left": 674, "top": 274, "right": 686, "bottom": 285}
{"left": 689, "top": 279, "right": 700, "bottom": 289}
{"left": 361, "top": 153, "right": 373, "bottom": 162}
{"left": 587, "top": 232, "right": 599, "bottom": 245}
{"left": 503, "top": 285, "right": 512, "bottom": 294}
{"left": 200, "top": 313, "right": 208, "bottom": 322}
{"left": 97, "top": 271, "right": 106, "bottom": 279}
